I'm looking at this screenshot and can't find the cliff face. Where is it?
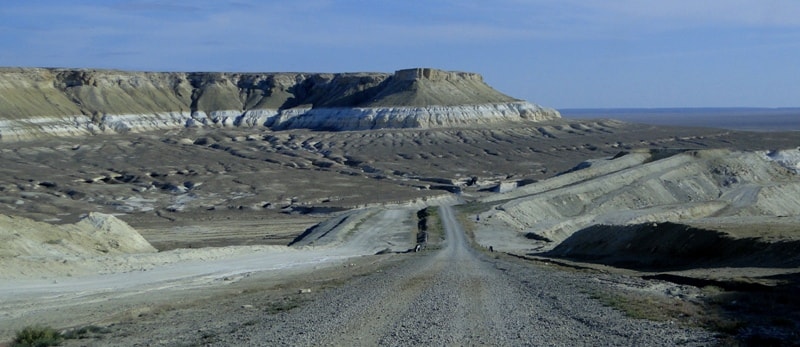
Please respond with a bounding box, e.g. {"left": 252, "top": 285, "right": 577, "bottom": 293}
{"left": 0, "top": 67, "right": 560, "bottom": 140}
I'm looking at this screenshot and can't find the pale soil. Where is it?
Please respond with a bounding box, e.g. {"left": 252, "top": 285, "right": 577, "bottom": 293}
{"left": 54, "top": 207, "right": 716, "bottom": 346}
{"left": 1, "top": 122, "right": 798, "bottom": 345}
{"left": 1, "top": 120, "right": 795, "bottom": 232}
{"left": 0, "top": 208, "right": 416, "bottom": 342}
{"left": 470, "top": 147, "right": 800, "bottom": 266}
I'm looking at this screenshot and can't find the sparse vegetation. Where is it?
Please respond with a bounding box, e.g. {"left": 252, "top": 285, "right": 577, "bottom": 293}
{"left": 12, "top": 326, "right": 62, "bottom": 347}
{"left": 265, "top": 297, "right": 306, "bottom": 314}
{"left": 454, "top": 201, "right": 496, "bottom": 216}
{"left": 454, "top": 203, "right": 499, "bottom": 252}
{"left": 589, "top": 282, "right": 800, "bottom": 345}
{"left": 589, "top": 288, "right": 706, "bottom": 323}
{"left": 416, "top": 208, "right": 428, "bottom": 245}
{"left": 427, "top": 209, "right": 444, "bottom": 243}
{"left": 453, "top": 209, "right": 480, "bottom": 246}
{"left": 11, "top": 324, "right": 112, "bottom": 346}
{"left": 416, "top": 207, "right": 444, "bottom": 250}
{"left": 62, "top": 325, "right": 111, "bottom": 340}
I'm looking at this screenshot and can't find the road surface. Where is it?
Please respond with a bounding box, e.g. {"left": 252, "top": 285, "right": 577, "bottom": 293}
{"left": 154, "top": 206, "right": 715, "bottom": 346}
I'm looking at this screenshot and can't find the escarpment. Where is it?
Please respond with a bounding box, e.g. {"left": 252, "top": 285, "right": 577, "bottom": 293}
{"left": 0, "top": 67, "right": 559, "bottom": 141}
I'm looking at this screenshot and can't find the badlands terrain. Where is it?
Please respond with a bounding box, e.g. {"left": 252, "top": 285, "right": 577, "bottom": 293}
{"left": 0, "top": 67, "right": 798, "bottom": 345}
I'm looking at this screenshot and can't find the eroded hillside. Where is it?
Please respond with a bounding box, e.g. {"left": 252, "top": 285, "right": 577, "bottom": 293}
{"left": 0, "top": 67, "right": 559, "bottom": 140}
{"left": 1, "top": 118, "right": 796, "bottom": 249}
{"left": 473, "top": 148, "right": 800, "bottom": 268}
{"left": 1, "top": 67, "right": 799, "bottom": 346}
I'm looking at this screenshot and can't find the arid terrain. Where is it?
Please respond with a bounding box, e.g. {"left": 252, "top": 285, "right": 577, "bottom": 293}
{"left": 1, "top": 68, "right": 798, "bottom": 346}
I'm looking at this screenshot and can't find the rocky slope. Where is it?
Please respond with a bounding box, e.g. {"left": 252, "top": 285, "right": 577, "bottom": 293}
{"left": 474, "top": 148, "right": 800, "bottom": 255}
{"left": 0, "top": 67, "right": 559, "bottom": 140}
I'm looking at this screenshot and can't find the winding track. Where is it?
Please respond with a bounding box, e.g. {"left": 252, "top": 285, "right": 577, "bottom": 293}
{"left": 209, "top": 206, "right": 715, "bottom": 346}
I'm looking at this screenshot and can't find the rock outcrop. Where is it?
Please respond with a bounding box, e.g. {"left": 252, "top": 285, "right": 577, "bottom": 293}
{"left": 0, "top": 67, "right": 560, "bottom": 140}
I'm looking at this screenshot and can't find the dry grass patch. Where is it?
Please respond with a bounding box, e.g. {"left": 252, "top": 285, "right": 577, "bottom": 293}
{"left": 455, "top": 202, "right": 504, "bottom": 253}
{"left": 590, "top": 281, "right": 800, "bottom": 345}
{"left": 589, "top": 288, "right": 711, "bottom": 325}
{"left": 264, "top": 296, "right": 307, "bottom": 314}
{"left": 12, "top": 326, "right": 62, "bottom": 347}
{"left": 11, "top": 325, "right": 111, "bottom": 347}
{"left": 455, "top": 201, "right": 497, "bottom": 216}
{"left": 416, "top": 207, "right": 444, "bottom": 250}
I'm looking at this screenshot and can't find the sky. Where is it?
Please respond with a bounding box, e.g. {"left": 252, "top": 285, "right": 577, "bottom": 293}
{"left": 1, "top": 1, "right": 799, "bottom": 109}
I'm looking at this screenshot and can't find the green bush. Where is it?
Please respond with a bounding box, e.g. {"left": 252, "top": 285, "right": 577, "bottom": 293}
{"left": 12, "top": 326, "right": 63, "bottom": 347}
{"left": 62, "top": 325, "right": 110, "bottom": 339}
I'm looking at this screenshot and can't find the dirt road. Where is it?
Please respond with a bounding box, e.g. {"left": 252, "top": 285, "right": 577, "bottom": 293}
{"left": 0, "top": 208, "right": 419, "bottom": 341}
{"left": 108, "top": 206, "right": 714, "bottom": 346}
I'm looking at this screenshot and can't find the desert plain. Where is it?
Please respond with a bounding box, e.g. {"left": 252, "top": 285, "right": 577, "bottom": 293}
{"left": 0, "top": 68, "right": 798, "bottom": 346}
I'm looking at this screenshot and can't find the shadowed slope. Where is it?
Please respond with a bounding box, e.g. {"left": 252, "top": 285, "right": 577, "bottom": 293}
{"left": 544, "top": 222, "right": 800, "bottom": 270}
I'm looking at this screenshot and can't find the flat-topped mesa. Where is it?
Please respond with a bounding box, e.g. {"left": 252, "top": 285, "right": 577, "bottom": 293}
{"left": 393, "top": 68, "right": 483, "bottom": 82}
{"left": 0, "top": 67, "right": 560, "bottom": 141}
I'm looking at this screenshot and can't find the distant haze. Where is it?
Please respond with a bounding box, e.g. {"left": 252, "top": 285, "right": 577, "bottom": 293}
{"left": 560, "top": 108, "right": 800, "bottom": 132}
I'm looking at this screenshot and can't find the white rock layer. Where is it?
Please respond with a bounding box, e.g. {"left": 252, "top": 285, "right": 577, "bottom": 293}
{"left": 0, "top": 102, "right": 558, "bottom": 141}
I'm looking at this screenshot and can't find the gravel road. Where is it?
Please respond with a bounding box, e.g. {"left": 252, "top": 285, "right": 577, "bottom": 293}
{"left": 56, "top": 205, "right": 717, "bottom": 346}
{"left": 186, "top": 206, "right": 715, "bottom": 346}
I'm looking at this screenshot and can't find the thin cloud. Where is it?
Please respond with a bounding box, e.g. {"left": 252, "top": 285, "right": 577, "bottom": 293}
{"left": 111, "top": 1, "right": 203, "bottom": 13}
{"left": 575, "top": 0, "right": 800, "bottom": 27}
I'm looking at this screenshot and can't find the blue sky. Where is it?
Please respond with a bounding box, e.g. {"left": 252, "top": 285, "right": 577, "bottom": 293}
{"left": 1, "top": 1, "right": 798, "bottom": 108}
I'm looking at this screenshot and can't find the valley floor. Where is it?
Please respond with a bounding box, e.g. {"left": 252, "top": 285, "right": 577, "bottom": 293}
{"left": 1, "top": 121, "right": 798, "bottom": 345}
{"left": 49, "top": 208, "right": 716, "bottom": 346}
